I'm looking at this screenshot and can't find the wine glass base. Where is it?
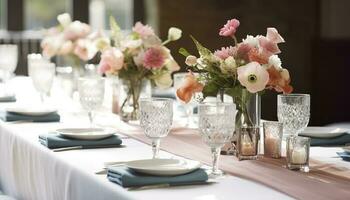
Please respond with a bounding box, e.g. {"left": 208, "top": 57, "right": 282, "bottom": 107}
{"left": 207, "top": 169, "right": 224, "bottom": 179}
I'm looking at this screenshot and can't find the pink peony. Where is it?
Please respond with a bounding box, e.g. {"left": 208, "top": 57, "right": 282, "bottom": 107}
{"left": 132, "top": 22, "right": 155, "bottom": 39}
{"left": 214, "top": 46, "right": 236, "bottom": 60}
{"left": 219, "top": 19, "right": 240, "bottom": 37}
{"left": 99, "top": 48, "right": 124, "bottom": 74}
{"left": 266, "top": 28, "right": 285, "bottom": 44}
{"left": 143, "top": 46, "right": 167, "bottom": 69}
{"left": 237, "top": 62, "right": 269, "bottom": 93}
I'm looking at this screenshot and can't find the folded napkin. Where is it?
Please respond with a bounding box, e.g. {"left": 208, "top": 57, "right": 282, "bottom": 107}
{"left": 336, "top": 152, "right": 350, "bottom": 162}
{"left": 0, "top": 111, "right": 60, "bottom": 122}
{"left": 107, "top": 166, "right": 208, "bottom": 188}
{"left": 0, "top": 95, "right": 16, "bottom": 102}
{"left": 305, "top": 133, "right": 350, "bottom": 146}
{"left": 39, "top": 134, "right": 122, "bottom": 149}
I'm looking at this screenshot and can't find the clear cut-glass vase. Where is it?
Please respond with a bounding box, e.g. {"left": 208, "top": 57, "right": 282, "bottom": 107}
{"left": 119, "top": 78, "right": 151, "bottom": 122}
{"left": 220, "top": 89, "right": 261, "bottom": 156}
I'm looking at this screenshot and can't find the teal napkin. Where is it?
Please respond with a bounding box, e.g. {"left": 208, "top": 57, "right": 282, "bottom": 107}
{"left": 0, "top": 111, "right": 60, "bottom": 122}
{"left": 302, "top": 133, "right": 350, "bottom": 146}
{"left": 39, "top": 134, "right": 122, "bottom": 149}
{"left": 0, "top": 95, "right": 16, "bottom": 102}
{"left": 336, "top": 152, "right": 350, "bottom": 162}
{"left": 107, "top": 166, "right": 208, "bottom": 188}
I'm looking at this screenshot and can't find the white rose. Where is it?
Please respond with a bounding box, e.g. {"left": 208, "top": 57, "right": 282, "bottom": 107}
{"left": 57, "top": 13, "right": 72, "bottom": 27}
{"left": 168, "top": 27, "right": 182, "bottom": 41}
{"left": 268, "top": 55, "right": 282, "bottom": 69}
{"left": 154, "top": 73, "right": 173, "bottom": 89}
{"left": 41, "top": 34, "right": 64, "bottom": 58}
{"left": 185, "top": 55, "right": 197, "bottom": 66}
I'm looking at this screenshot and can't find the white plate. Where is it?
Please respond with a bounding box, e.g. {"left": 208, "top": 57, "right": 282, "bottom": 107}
{"left": 56, "top": 128, "right": 115, "bottom": 140}
{"left": 300, "top": 126, "right": 349, "bottom": 138}
{"left": 126, "top": 158, "right": 201, "bottom": 176}
{"left": 6, "top": 106, "right": 57, "bottom": 116}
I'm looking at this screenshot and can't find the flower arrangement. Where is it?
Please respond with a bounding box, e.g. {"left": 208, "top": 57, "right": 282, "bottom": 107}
{"left": 98, "top": 17, "right": 181, "bottom": 121}
{"left": 177, "top": 18, "right": 293, "bottom": 126}
{"left": 41, "top": 13, "right": 108, "bottom": 66}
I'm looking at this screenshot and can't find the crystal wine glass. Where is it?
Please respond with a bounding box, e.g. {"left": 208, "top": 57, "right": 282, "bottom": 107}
{"left": 174, "top": 72, "right": 200, "bottom": 128}
{"left": 0, "top": 45, "right": 18, "bottom": 95}
{"left": 78, "top": 77, "right": 105, "bottom": 126}
{"left": 28, "top": 55, "right": 55, "bottom": 102}
{"left": 277, "top": 94, "right": 310, "bottom": 139}
{"left": 198, "top": 102, "right": 235, "bottom": 177}
{"left": 140, "top": 98, "right": 173, "bottom": 158}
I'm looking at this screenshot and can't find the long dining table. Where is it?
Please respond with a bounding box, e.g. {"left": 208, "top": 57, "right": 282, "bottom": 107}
{"left": 0, "top": 77, "right": 349, "bottom": 200}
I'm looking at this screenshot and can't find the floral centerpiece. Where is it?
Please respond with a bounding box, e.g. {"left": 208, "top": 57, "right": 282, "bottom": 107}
{"left": 98, "top": 17, "right": 181, "bottom": 121}
{"left": 177, "top": 18, "right": 293, "bottom": 128}
{"left": 41, "top": 13, "right": 108, "bottom": 68}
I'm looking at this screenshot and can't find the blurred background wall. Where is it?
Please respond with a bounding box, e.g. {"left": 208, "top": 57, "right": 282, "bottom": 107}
{"left": 0, "top": 0, "right": 349, "bottom": 125}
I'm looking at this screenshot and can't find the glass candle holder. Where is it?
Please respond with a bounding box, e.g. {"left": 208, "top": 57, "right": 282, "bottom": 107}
{"left": 263, "top": 121, "right": 283, "bottom": 158}
{"left": 286, "top": 136, "right": 310, "bottom": 172}
{"left": 237, "top": 126, "right": 260, "bottom": 160}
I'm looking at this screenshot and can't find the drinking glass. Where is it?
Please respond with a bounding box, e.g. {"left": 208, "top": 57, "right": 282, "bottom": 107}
{"left": 28, "top": 54, "right": 54, "bottom": 102}
{"left": 0, "top": 45, "right": 18, "bottom": 95}
{"left": 78, "top": 77, "right": 105, "bottom": 126}
{"left": 277, "top": 94, "right": 310, "bottom": 139}
{"left": 263, "top": 121, "right": 283, "bottom": 158}
{"left": 140, "top": 98, "right": 173, "bottom": 158}
{"left": 198, "top": 102, "right": 235, "bottom": 177}
{"left": 174, "top": 72, "right": 201, "bottom": 127}
{"left": 286, "top": 135, "right": 310, "bottom": 172}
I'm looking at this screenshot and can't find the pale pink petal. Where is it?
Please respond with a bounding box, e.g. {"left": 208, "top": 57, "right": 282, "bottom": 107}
{"left": 266, "top": 28, "right": 285, "bottom": 44}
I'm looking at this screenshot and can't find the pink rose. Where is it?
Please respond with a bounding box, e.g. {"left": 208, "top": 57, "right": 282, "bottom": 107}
{"left": 73, "top": 39, "right": 97, "bottom": 61}
{"left": 143, "top": 46, "right": 167, "bottom": 69}
{"left": 237, "top": 62, "right": 269, "bottom": 93}
{"left": 98, "top": 48, "right": 124, "bottom": 74}
{"left": 214, "top": 46, "right": 237, "bottom": 60}
{"left": 132, "top": 22, "right": 155, "bottom": 39}
{"left": 64, "top": 21, "right": 91, "bottom": 41}
{"left": 219, "top": 19, "right": 240, "bottom": 37}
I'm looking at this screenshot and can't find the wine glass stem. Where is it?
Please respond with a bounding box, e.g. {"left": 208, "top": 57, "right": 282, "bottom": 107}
{"left": 211, "top": 147, "right": 221, "bottom": 174}
{"left": 152, "top": 139, "right": 160, "bottom": 159}
{"left": 88, "top": 111, "right": 93, "bottom": 126}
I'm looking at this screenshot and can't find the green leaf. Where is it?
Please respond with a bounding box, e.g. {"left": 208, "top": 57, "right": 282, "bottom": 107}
{"left": 178, "top": 47, "right": 191, "bottom": 57}
{"left": 190, "top": 35, "right": 212, "bottom": 57}
{"left": 202, "top": 81, "right": 219, "bottom": 98}
{"left": 225, "top": 87, "right": 242, "bottom": 99}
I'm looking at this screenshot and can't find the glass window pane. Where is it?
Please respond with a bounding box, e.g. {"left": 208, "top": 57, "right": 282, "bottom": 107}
{"left": 89, "top": 0, "right": 133, "bottom": 30}
{"left": 24, "top": 0, "right": 70, "bottom": 30}
{"left": 0, "top": 0, "right": 6, "bottom": 29}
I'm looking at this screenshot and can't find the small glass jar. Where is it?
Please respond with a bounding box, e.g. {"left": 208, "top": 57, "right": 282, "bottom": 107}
{"left": 286, "top": 136, "right": 311, "bottom": 172}
{"left": 237, "top": 126, "right": 260, "bottom": 160}
{"left": 263, "top": 121, "right": 283, "bottom": 158}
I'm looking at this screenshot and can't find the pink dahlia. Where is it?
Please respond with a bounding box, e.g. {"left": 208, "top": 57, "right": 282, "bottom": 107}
{"left": 214, "top": 46, "right": 236, "bottom": 60}
{"left": 219, "top": 19, "right": 240, "bottom": 37}
{"left": 133, "top": 22, "right": 155, "bottom": 39}
{"left": 143, "top": 46, "right": 166, "bottom": 69}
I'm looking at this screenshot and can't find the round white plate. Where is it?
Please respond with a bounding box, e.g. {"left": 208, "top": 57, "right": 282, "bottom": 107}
{"left": 126, "top": 158, "right": 201, "bottom": 176}
{"left": 300, "top": 126, "right": 349, "bottom": 138}
{"left": 56, "top": 128, "right": 115, "bottom": 140}
{"left": 6, "top": 106, "right": 57, "bottom": 116}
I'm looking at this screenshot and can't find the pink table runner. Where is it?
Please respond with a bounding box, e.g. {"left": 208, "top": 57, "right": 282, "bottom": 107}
{"left": 118, "top": 124, "right": 350, "bottom": 200}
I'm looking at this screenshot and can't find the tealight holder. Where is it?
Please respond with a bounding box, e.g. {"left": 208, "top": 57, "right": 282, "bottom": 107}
{"left": 237, "top": 126, "right": 260, "bottom": 160}
{"left": 263, "top": 121, "right": 283, "bottom": 158}
{"left": 286, "top": 136, "right": 310, "bottom": 172}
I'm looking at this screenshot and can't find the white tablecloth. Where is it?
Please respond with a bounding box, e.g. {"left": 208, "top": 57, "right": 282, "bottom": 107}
{"left": 0, "top": 77, "right": 346, "bottom": 200}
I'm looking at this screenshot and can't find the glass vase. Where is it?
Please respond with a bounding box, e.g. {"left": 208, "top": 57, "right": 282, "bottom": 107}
{"left": 119, "top": 78, "right": 151, "bottom": 122}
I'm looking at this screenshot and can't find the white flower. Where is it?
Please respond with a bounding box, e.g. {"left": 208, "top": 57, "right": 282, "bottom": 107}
{"left": 185, "top": 55, "right": 197, "bottom": 66}
{"left": 220, "top": 56, "right": 237, "bottom": 74}
{"left": 237, "top": 62, "right": 269, "bottom": 93}
{"left": 94, "top": 37, "right": 111, "bottom": 51}
{"left": 165, "top": 56, "right": 180, "bottom": 72}
{"left": 57, "top": 13, "right": 72, "bottom": 27}
{"left": 41, "top": 34, "right": 64, "bottom": 58}
{"left": 268, "top": 55, "right": 282, "bottom": 69}
{"left": 243, "top": 35, "right": 259, "bottom": 47}
{"left": 168, "top": 27, "right": 182, "bottom": 41}
{"left": 120, "top": 39, "right": 142, "bottom": 50}
{"left": 154, "top": 73, "right": 173, "bottom": 89}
